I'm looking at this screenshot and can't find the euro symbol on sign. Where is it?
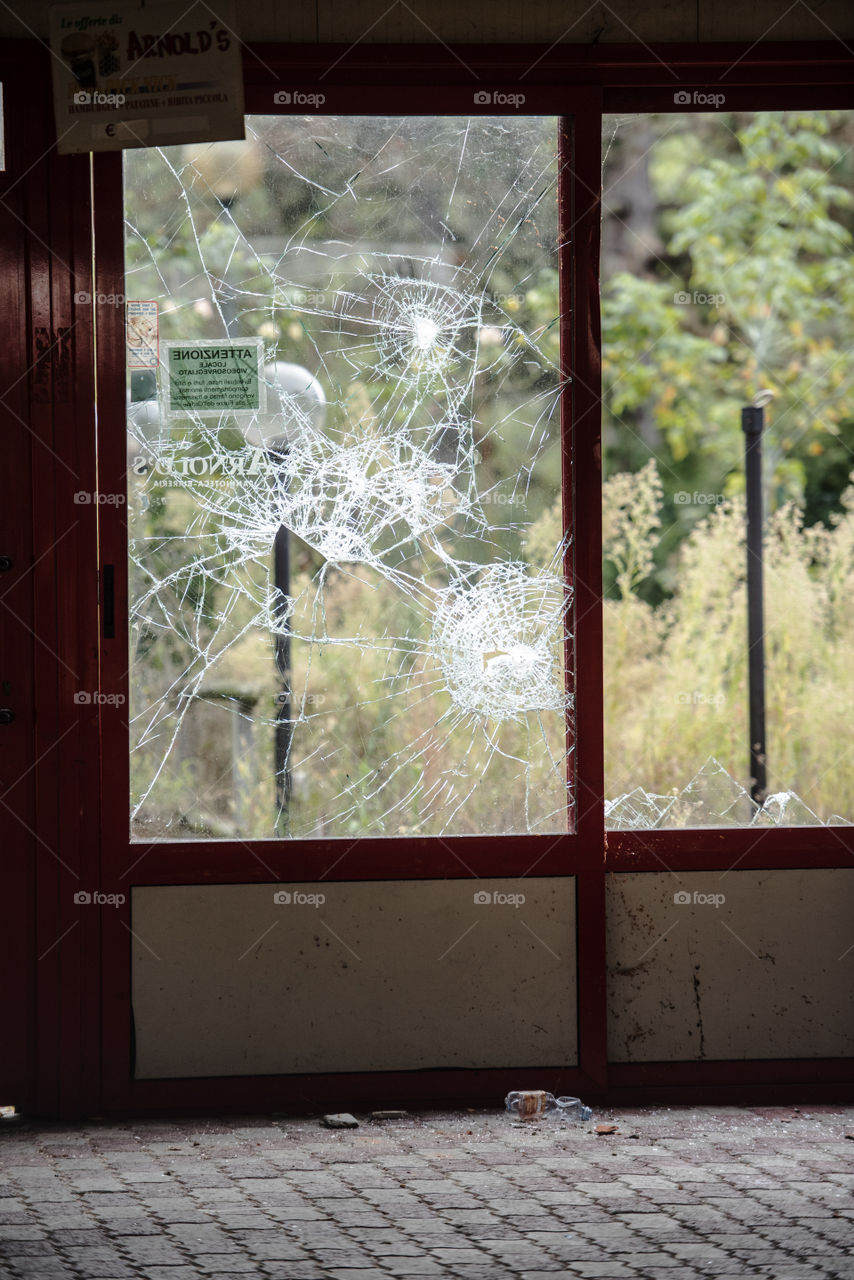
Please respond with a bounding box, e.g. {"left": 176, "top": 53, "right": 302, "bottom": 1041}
{"left": 106, "top": 124, "right": 116, "bottom": 137}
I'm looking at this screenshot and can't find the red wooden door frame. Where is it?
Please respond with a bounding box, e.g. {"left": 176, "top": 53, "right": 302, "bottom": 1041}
{"left": 0, "top": 49, "right": 39, "bottom": 1114}
{"left": 93, "top": 83, "right": 608, "bottom": 1113}
{"left": 0, "top": 43, "right": 101, "bottom": 1117}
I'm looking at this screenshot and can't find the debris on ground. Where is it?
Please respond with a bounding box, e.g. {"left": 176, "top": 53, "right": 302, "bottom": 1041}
{"left": 321, "top": 1112, "right": 359, "bottom": 1128}
{"left": 505, "top": 1090, "right": 593, "bottom": 1121}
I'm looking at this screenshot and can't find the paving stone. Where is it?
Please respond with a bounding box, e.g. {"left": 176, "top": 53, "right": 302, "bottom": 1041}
{"left": 370, "top": 1261, "right": 447, "bottom": 1276}
{"left": 205, "top": 1214, "right": 281, "bottom": 1231}
{"left": 326, "top": 1272, "right": 392, "bottom": 1280}
{"left": 357, "top": 1235, "right": 424, "bottom": 1254}
{"left": 382, "top": 1232, "right": 458, "bottom": 1249}
{"left": 62, "top": 1244, "right": 131, "bottom": 1261}
{"left": 202, "top": 1272, "right": 261, "bottom": 1279}
{"left": 428, "top": 1245, "right": 496, "bottom": 1262}
{"left": 260, "top": 1266, "right": 334, "bottom": 1279}
{"left": 67, "top": 1175, "right": 128, "bottom": 1193}
{"left": 30, "top": 1212, "right": 100, "bottom": 1231}
{"left": 136, "top": 1199, "right": 211, "bottom": 1224}
{"left": 192, "top": 1259, "right": 260, "bottom": 1274}
{"left": 63, "top": 1255, "right": 138, "bottom": 1278}
{"left": 556, "top": 1266, "right": 641, "bottom": 1278}
{"left": 0, "top": 1239, "right": 54, "bottom": 1256}
{"left": 19, "top": 1186, "right": 76, "bottom": 1204}
{"left": 466, "top": 1223, "right": 566, "bottom": 1244}
{"left": 262, "top": 1206, "right": 326, "bottom": 1221}
{"left": 485, "top": 1264, "right": 570, "bottom": 1275}
{"left": 479, "top": 1240, "right": 560, "bottom": 1259}
{"left": 48, "top": 1227, "right": 108, "bottom": 1246}
{"left": 321, "top": 1211, "right": 392, "bottom": 1228}
{"left": 5, "top": 1261, "right": 78, "bottom": 1277}
{"left": 139, "top": 1269, "right": 210, "bottom": 1280}
{"left": 606, "top": 1253, "right": 683, "bottom": 1268}
{"left": 83, "top": 1194, "right": 144, "bottom": 1216}
{"left": 164, "top": 1225, "right": 238, "bottom": 1253}
{"left": 103, "top": 1219, "right": 162, "bottom": 1236}
{"left": 241, "top": 1239, "right": 313, "bottom": 1261}
{"left": 435, "top": 1208, "right": 505, "bottom": 1226}
{"left": 308, "top": 1248, "right": 377, "bottom": 1266}
{"left": 438, "top": 1269, "right": 519, "bottom": 1280}
{"left": 753, "top": 1269, "right": 830, "bottom": 1278}
{"left": 485, "top": 1199, "right": 554, "bottom": 1217}
{"left": 117, "top": 1236, "right": 189, "bottom": 1264}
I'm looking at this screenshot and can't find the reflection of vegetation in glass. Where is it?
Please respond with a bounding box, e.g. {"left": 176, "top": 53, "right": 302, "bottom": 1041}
{"left": 126, "top": 116, "right": 570, "bottom": 840}
{"left": 601, "top": 111, "right": 854, "bottom": 823}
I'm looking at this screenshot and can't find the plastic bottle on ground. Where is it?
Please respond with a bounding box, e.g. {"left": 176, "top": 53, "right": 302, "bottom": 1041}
{"left": 505, "top": 1090, "right": 593, "bottom": 1121}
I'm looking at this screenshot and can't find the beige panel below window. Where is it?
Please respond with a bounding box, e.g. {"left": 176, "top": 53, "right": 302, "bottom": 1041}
{"left": 607, "top": 869, "right": 854, "bottom": 1062}
{"left": 132, "top": 877, "right": 577, "bottom": 1078}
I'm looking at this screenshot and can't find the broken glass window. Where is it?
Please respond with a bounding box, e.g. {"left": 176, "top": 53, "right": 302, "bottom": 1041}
{"left": 124, "top": 116, "right": 572, "bottom": 840}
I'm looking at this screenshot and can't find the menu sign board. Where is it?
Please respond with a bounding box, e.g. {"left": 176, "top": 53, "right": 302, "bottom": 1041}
{"left": 50, "top": 1, "right": 244, "bottom": 154}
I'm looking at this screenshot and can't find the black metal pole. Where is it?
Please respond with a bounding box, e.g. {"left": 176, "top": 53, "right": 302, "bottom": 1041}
{"left": 272, "top": 461, "right": 292, "bottom": 830}
{"left": 742, "top": 406, "right": 767, "bottom": 807}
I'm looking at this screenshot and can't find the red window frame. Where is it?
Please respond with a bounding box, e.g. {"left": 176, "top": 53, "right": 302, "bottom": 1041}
{"left": 96, "top": 90, "right": 601, "bottom": 875}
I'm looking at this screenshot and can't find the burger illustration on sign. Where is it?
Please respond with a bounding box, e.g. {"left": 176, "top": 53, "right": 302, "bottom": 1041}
{"left": 60, "top": 30, "right": 120, "bottom": 89}
{"left": 60, "top": 33, "right": 98, "bottom": 90}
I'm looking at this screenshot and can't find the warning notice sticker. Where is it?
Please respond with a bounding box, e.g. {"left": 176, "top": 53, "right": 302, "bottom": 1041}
{"left": 163, "top": 339, "right": 264, "bottom": 415}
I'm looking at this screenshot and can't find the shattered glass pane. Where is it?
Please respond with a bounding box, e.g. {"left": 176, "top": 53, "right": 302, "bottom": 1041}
{"left": 604, "top": 787, "right": 675, "bottom": 830}
{"left": 667, "top": 758, "right": 756, "bottom": 829}
{"left": 125, "top": 116, "right": 571, "bottom": 840}
{"left": 601, "top": 110, "right": 854, "bottom": 828}
{"left": 605, "top": 757, "right": 852, "bottom": 830}
{"left": 750, "top": 791, "right": 821, "bottom": 828}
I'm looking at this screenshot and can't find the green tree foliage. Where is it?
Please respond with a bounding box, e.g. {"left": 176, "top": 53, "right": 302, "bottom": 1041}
{"left": 602, "top": 111, "right": 854, "bottom": 589}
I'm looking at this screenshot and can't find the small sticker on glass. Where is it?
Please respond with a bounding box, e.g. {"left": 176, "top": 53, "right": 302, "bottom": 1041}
{"left": 126, "top": 300, "right": 159, "bottom": 369}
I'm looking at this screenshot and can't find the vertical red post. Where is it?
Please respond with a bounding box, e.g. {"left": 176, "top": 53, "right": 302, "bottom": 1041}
{"left": 560, "top": 96, "right": 608, "bottom": 1089}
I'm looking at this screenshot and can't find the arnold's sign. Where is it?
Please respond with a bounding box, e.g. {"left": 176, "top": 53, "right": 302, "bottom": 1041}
{"left": 50, "top": 1, "right": 244, "bottom": 154}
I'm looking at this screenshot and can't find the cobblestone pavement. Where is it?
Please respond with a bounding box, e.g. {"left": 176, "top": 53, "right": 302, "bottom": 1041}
{"left": 0, "top": 1105, "right": 852, "bottom": 1279}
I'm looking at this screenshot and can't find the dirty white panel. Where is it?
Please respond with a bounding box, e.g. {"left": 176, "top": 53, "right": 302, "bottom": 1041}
{"left": 132, "top": 877, "right": 577, "bottom": 1078}
{"left": 607, "top": 869, "right": 854, "bottom": 1061}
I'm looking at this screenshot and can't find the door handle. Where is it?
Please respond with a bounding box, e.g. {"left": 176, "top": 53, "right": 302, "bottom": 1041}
{"left": 102, "top": 564, "right": 115, "bottom": 639}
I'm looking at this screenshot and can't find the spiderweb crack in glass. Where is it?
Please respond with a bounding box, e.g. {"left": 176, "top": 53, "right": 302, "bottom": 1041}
{"left": 432, "top": 564, "right": 571, "bottom": 723}
{"left": 264, "top": 437, "right": 469, "bottom": 564}
{"left": 338, "top": 273, "right": 487, "bottom": 396}
{"left": 125, "top": 116, "right": 570, "bottom": 839}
